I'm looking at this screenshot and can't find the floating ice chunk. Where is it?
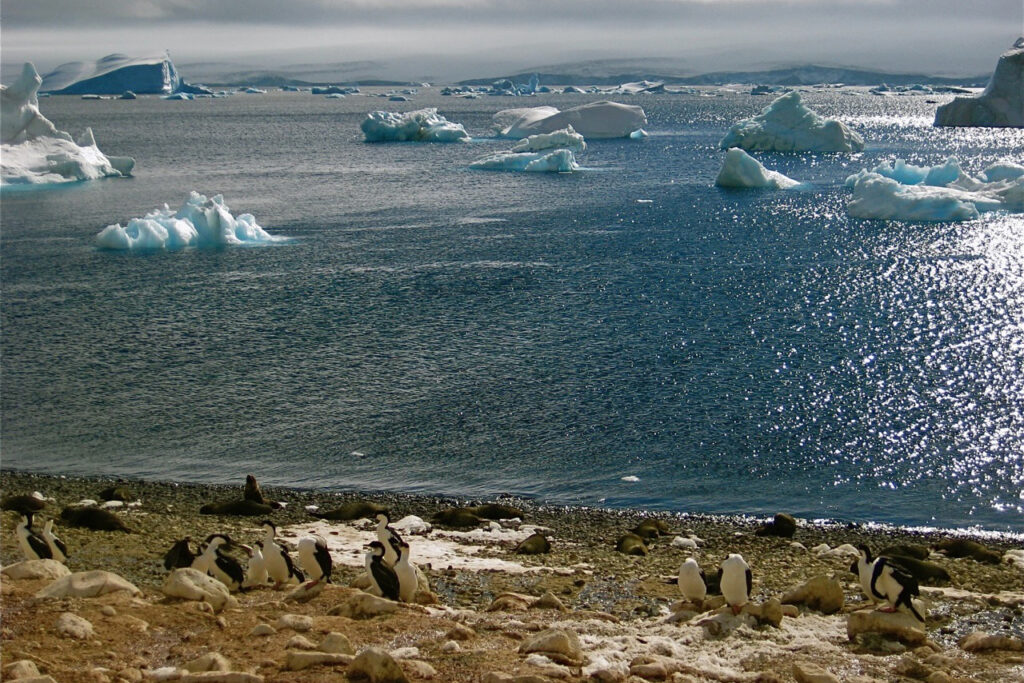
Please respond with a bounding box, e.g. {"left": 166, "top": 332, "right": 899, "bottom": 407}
{"left": 492, "top": 106, "right": 560, "bottom": 135}
{"left": 1, "top": 63, "right": 135, "bottom": 186}
{"left": 360, "top": 108, "right": 469, "bottom": 142}
{"left": 510, "top": 126, "right": 585, "bottom": 153}
{"left": 630, "top": 129, "right": 648, "bottom": 139}
{"left": 715, "top": 148, "right": 801, "bottom": 189}
{"left": 470, "top": 149, "right": 578, "bottom": 173}
{"left": 41, "top": 52, "right": 181, "bottom": 95}
{"left": 96, "top": 192, "right": 286, "bottom": 251}
{"left": 497, "top": 101, "right": 647, "bottom": 139}
{"left": 845, "top": 157, "right": 1024, "bottom": 222}
{"left": 935, "top": 41, "right": 1024, "bottom": 128}
{"left": 720, "top": 90, "right": 865, "bottom": 152}
{"left": 621, "top": 475, "right": 640, "bottom": 482}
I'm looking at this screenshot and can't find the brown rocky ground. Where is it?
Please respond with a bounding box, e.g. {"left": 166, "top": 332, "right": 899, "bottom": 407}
{"left": 2, "top": 470, "right": 1023, "bottom": 682}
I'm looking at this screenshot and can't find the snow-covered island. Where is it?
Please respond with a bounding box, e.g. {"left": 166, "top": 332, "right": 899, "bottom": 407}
{"left": 1, "top": 63, "right": 134, "bottom": 186}
{"left": 96, "top": 192, "right": 288, "bottom": 251}
{"left": 495, "top": 101, "right": 647, "bottom": 139}
{"left": 715, "top": 148, "right": 802, "bottom": 189}
{"left": 720, "top": 91, "right": 865, "bottom": 153}
{"left": 470, "top": 126, "right": 585, "bottom": 173}
{"left": 360, "top": 108, "right": 469, "bottom": 142}
{"left": 934, "top": 40, "right": 1024, "bottom": 128}
{"left": 845, "top": 157, "right": 1024, "bottom": 221}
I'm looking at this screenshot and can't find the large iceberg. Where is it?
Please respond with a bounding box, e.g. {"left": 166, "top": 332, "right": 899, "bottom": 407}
{"left": 720, "top": 91, "right": 865, "bottom": 153}
{"left": 1, "top": 63, "right": 134, "bottom": 186}
{"left": 40, "top": 52, "right": 192, "bottom": 95}
{"left": 496, "top": 101, "right": 647, "bottom": 139}
{"left": 470, "top": 126, "right": 584, "bottom": 173}
{"left": 360, "top": 108, "right": 469, "bottom": 142}
{"left": 96, "top": 192, "right": 287, "bottom": 251}
{"left": 715, "top": 148, "right": 801, "bottom": 189}
{"left": 845, "top": 157, "right": 1024, "bottom": 221}
{"left": 934, "top": 41, "right": 1024, "bottom": 128}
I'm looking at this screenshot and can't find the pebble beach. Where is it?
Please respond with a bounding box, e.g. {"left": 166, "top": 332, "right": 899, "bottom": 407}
{"left": 2, "top": 469, "right": 1023, "bottom": 682}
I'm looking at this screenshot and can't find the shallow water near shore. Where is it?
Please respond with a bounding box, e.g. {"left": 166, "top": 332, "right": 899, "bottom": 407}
{"left": 2, "top": 88, "right": 1023, "bottom": 532}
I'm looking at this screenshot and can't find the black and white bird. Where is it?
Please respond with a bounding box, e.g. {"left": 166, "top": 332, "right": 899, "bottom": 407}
{"left": 374, "top": 512, "right": 403, "bottom": 566}
{"left": 197, "top": 534, "right": 246, "bottom": 592}
{"left": 15, "top": 514, "right": 50, "bottom": 561}
{"left": 164, "top": 537, "right": 198, "bottom": 570}
{"left": 41, "top": 518, "right": 68, "bottom": 563}
{"left": 391, "top": 539, "right": 417, "bottom": 603}
{"left": 365, "top": 540, "right": 400, "bottom": 601}
{"left": 677, "top": 557, "right": 707, "bottom": 603}
{"left": 718, "top": 553, "right": 752, "bottom": 615}
{"left": 297, "top": 535, "right": 332, "bottom": 586}
{"left": 243, "top": 541, "right": 269, "bottom": 588}
{"left": 260, "top": 520, "right": 304, "bottom": 587}
{"left": 857, "top": 544, "right": 924, "bottom": 621}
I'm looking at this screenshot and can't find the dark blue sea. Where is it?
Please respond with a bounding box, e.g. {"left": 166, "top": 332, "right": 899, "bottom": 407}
{"left": 2, "top": 88, "right": 1022, "bottom": 533}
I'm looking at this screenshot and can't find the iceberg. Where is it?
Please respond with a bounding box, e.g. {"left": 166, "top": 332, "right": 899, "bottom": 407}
{"left": 496, "top": 101, "right": 647, "bottom": 139}
{"left": 934, "top": 41, "right": 1024, "bottom": 128}
{"left": 470, "top": 126, "right": 583, "bottom": 173}
{"left": 1, "top": 63, "right": 134, "bottom": 186}
{"left": 720, "top": 91, "right": 865, "bottom": 153}
{"left": 39, "top": 52, "right": 201, "bottom": 96}
{"left": 96, "top": 192, "right": 287, "bottom": 251}
{"left": 845, "top": 157, "right": 1024, "bottom": 221}
{"left": 715, "top": 148, "right": 801, "bottom": 189}
{"left": 360, "top": 108, "right": 469, "bottom": 142}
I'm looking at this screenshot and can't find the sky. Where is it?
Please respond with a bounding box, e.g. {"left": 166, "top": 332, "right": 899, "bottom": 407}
{"left": 2, "top": 0, "right": 1022, "bottom": 82}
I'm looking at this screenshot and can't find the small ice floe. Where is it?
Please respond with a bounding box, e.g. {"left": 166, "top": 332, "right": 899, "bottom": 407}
{"left": 636, "top": 199, "right": 653, "bottom": 204}
{"left": 630, "top": 129, "right": 648, "bottom": 139}
{"left": 350, "top": 451, "right": 366, "bottom": 458}
{"left": 621, "top": 475, "right": 640, "bottom": 483}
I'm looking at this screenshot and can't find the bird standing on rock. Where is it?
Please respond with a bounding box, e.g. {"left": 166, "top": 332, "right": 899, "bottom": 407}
{"left": 365, "top": 540, "right": 400, "bottom": 601}
{"left": 197, "top": 534, "right": 246, "bottom": 592}
{"left": 375, "top": 512, "right": 404, "bottom": 566}
{"left": 392, "top": 539, "right": 418, "bottom": 603}
{"left": 41, "top": 518, "right": 68, "bottom": 563}
{"left": 718, "top": 553, "right": 752, "bottom": 615}
{"left": 260, "top": 520, "right": 304, "bottom": 587}
{"left": 297, "top": 535, "right": 332, "bottom": 586}
{"left": 677, "top": 557, "right": 707, "bottom": 603}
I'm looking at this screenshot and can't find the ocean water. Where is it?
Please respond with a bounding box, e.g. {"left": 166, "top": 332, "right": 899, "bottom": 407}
{"left": 2, "top": 88, "right": 1022, "bottom": 533}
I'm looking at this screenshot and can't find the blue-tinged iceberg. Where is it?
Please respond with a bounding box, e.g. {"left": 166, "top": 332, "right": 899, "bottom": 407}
{"left": 715, "top": 148, "right": 801, "bottom": 189}
{"left": 845, "top": 157, "right": 1024, "bottom": 221}
{"left": 934, "top": 40, "right": 1024, "bottom": 128}
{"left": 361, "top": 108, "right": 469, "bottom": 142}
{"left": 1, "top": 63, "right": 134, "bottom": 186}
{"left": 40, "top": 53, "right": 192, "bottom": 95}
{"left": 495, "top": 101, "right": 647, "bottom": 139}
{"left": 720, "top": 91, "right": 865, "bottom": 153}
{"left": 470, "top": 126, "right": 585, "bottom": 173}
{"left": 96, "top": 192, "right": 287, "bottom": 251}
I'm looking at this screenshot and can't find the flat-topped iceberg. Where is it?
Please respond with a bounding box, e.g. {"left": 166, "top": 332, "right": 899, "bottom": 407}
{"left": 845, "top": 157, "right": 1024, "bottom": 221}
{"left": 715, "top": 148, "right": 801, "bottom": 189}
{"left": 471, "top": 126, "right": 583, "bottom": 173}
{"left": 96, "top": 192, "right": 287, "bottom": 251}
{"left": 2, "top": 63, "right": 134, "bottom": 186}
{"left": 39, "top": 52, "right": 203, "bottom": 96}
{"left": 361, "top": 108, "right": 469, "bottom": 142}
{"left": 934, "top": 41, "right": 1024, "bottom": 128}
{"left": 720, "top": 91, "right": 865, "bottom": 153}
{"left": 496, "top": 101, "right": 647, "bottom": 139}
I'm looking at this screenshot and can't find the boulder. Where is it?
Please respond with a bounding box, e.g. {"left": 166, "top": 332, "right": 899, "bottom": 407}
{"left": 275, "top": 614, "right": 313, "bottom": 632}
{"left": 793, "top": 662, "right": 841, "bottom": 683}
{"left": 55, "top": 612, "right": 94, "bottom": 639}
{"left": 328, "top": 592, "right": 399, "bottom": 619}
{"left": 781, "top": 575, "right": 845, "bottom": 614}
{"left": 320, "top": 632, "right": 355, "bottom": 655}
{"left": 1, "top": 559, "right": 71, "bottom": 581}
{"left": 959, "top": 631, "right": 1024, "bottom": 652}
{"left": 37, "top": 570, "right": 140, "bottom": 599}
{"left": 347, "top": 647, "right": 410, "bottom": 683}
{"left": 183, "top": 653, "right": 232, "bottom": 673}
{"left": 284, "top": 652, "right": 353, "bottom": 672}
{"left": 162, "top": 568, "right": 237, "bottom": 612}
{"left": 3, "top": 660, "right": 42, "bottom": 679}
{"left": 847, "top": 609, "right": 927, "bottom": 646}
{"left": 518, "top": 628, "right": 583, "bottom": 666}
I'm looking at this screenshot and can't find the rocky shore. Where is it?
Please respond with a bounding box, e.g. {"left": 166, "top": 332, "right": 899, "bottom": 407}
{"left": 2, "top": 470, "right": 1023, "bottom": 682}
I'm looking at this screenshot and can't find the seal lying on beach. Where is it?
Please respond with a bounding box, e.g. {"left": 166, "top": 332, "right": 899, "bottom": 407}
{"left": 615, "top": 532, "right": 648, "bottom": 556}
{"left": 515, "top": 531, "right": 551, "bottom": 555}
{"left": 309, "top": 501, "right": 389, "bottom": 521}
{"left": 60, "top": 505, "right": 132, "bottom": 532}
{"left": 631, "top": 518, "right": 671, "bottom": 541}
{"left": 432, "top": 507, "right": 484, "bottom": 528}
{"left": 934, "top": 538, "right": 1002, "bottom": 564}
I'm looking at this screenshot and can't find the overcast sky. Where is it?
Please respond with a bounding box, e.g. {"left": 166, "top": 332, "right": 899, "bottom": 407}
{"left": 2, "top": 0, "right": 1021, "bottom": 81}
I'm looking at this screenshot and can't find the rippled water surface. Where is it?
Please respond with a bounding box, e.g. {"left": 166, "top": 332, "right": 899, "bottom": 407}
{"left": 2, "top": 88, "right": 1022, "bottom": 531}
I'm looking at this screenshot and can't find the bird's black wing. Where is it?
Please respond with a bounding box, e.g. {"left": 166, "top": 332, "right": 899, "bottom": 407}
{"left": 315, "top": 543, "right": 333, "bottom": 582}
{"left": 869, "top": 558, "right": 888, "bottom": 600}
{"left": 371, "top": 559, "right": 400, "bottom": 600}
{"left": 215, "top": 554, "right": 245, "bottom": 587}
{"left": 745, "top": 568, "right": 752, "bottom": 596}
{"left": 28, "top": 530, "right": 51, "bottom": 559}
{"left": 164, "top": 539, "right": 195, "bottom": 570}
{"left": 52, "top": 535, "right": 68, "bottom": 557}
{"left": 284, "top": 549, "right": 305, "bottom": 581}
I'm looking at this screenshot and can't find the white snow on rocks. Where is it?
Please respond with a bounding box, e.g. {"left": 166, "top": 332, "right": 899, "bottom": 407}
{"left": 720, "top": 90, "right": 865, "bottom": 153}
{"left": 715, "top": 148, "right": 801, "bottom": 189}
{"left": 96, "top": 192, "right": 287, "bottom": 251}
{"left": 845, "top": 157, "right": 1024, "bottom": 221}
{"left": 1, "top": 63, "right": 134, "bottom": 186}
{"left": 935, "top": 41, "right": 1024, "bottom": 128}
{"left": 496, "top": 101, "right": 646, "bottom": 139}
{"left": 361, "top": 108, "right": 469, "bottom": 142}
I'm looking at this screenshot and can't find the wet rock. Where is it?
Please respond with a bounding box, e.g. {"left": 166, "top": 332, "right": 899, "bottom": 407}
{"left": 347, "top": 647, "right": 409, "bottom": 683}
{"left": 781, "top": 575, "right": 845, "bottom": 614}
{"left": 320, "top": 632, "right": 355, "bottom": 655}
{"left": 182, "top": 654, "right": 231, "bottom": 673}
{"left": 792, "top": 662, "right": 840, "bottom": 683}
{"left": 847, "top": 609, "right": 927, "bottom": 646}
{"left": 1, "top": 559, "right": 72, "bottom": 581}
{"left": 518, "top": 627, "right": 583, "bottom": 666}
{"left": 275, "top": 614, "right": 313, "bottom": 632}
{"left": 56, "top": 612, "right": 94, "bottom": 639}
{"left": 284, "top": 651, "right": 353, "bottom": 671}
{"left": 328, "top": 592, "right": 398, "bottom": 619}
{"left": 755, "top": 512, "right": 797, "bottom": 538}
{"left": 37, "top": 571, "right": 141, "bottom": 599}
{"left": 959, "top": 631, "right": 1024, "bottom": 652}
{"left": 163, "top": 568, "right": 237, "bottom": 612}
